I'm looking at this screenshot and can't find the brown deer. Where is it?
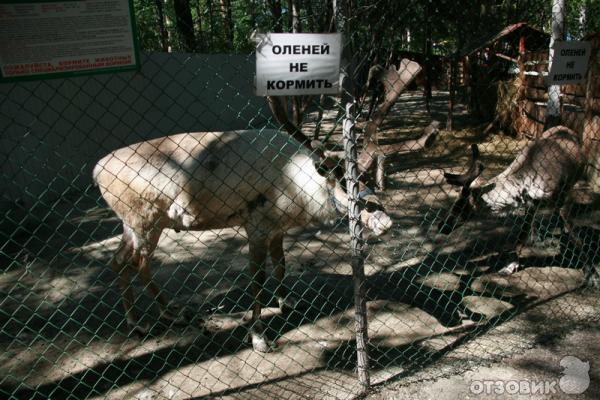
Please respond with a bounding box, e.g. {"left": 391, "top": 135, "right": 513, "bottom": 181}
{"left": 438, "top": 126, "right": 584, "bottom": 275}
{"left": 93, "top": 125, "right": 392, "bottom": 352}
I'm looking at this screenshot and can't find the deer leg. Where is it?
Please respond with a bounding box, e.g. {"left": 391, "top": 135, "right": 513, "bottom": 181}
{"left": 270, "top": 233, "right": 299, "bottom": 313}
{"left": 111, "top": 226, "right": 145, "bottom": 334}
{"left": 499, "top": 252, "right": 521, "bottom": 275}
{"left": 520, "top": 207, "right": 538, "bottom": 245}
{"left": 135, "top": 229, "right": 188, "bottom": 327}
{"left": 270, "top": 233, "right": 287, "bottom": 310}
{"left": 559, "top": 201, "right": 582, "bottom": 248}
{"left": 248, "top": 236, "right": 273, "bottom": 352}
{"left": 499, "top": 210, "right": 536, "bottom": 275}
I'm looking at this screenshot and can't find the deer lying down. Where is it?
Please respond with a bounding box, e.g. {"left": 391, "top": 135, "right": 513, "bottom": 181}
{"left": 93, "top": 128, "right": 392, "bottom": 352}
{"left": 438, "top": 126, "right": 583, "bottom": 275}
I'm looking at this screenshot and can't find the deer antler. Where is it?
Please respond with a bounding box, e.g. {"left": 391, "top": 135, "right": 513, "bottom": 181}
{"left": 444, "top": 144, "right": 484, "bottom": 187}
{"left": 266, "top": 96, "right": 316, "bottom": 152}
{"left": 363, "top": 59, "right": 423, "bottom": 144}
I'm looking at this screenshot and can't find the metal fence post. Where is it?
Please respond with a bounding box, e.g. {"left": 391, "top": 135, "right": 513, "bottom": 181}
{"left": 343, "top": 101, "right": 371, "bottom": 390}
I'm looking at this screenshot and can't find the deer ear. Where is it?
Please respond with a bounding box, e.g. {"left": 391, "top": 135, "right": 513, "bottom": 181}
{"left": 471, "top": 144, "right": 479, "bottom": 159}
{"left": 311, "top": 140, "right": 325, "bottom": 152}
{"left": 477, "top": 182, "right": 495, "bottom": 195}
{"left": 444, "top": 172, "right": 467, "bottom": 187}
{"left": 315, "top": 154, "right": 345, "bottom": 180}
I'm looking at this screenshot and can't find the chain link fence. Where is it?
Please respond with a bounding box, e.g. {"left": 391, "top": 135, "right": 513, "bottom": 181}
{"left": 1, "top": 1, "right": 599, "bottom": 398}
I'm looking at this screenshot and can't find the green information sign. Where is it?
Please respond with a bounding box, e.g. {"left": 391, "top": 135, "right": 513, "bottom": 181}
{"left": 0, "top": 0, "right": 140, "bottom": 82}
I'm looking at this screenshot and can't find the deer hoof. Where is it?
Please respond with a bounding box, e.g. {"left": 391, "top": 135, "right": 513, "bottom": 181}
{"left": 364, "top": 210, "right": 393, "bottom": 236}
{"left": 248, "top": 322, "right": 276, "bottom": 352}
{"left": 160, "top": 306, "right": 189, "bottom": 326}
{"left": 499, "top": 261, "right": 520, "bottom": 275}
{"left": 251, "top": 334, "right": 274, "bottom": 353}
{"left": 128, "top": 320, "right": 150, "bottom": 337}
{"left": 584, "top": 265, "right": 600, "bottom": 288}
{"left": 277, "top": 295, "right": 302, "bottom": 313}
{"left": 249, "top": 330, "right": 276, "bottom": 353}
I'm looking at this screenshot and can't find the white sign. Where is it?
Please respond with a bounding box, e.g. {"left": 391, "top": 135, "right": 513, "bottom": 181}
{"left": 547, "top": 41, "right": 591, "bottom": 85}
{"left": 255, "top": 33, "right": 342, "bottom": 96}
{"left": 0, "top": 0, "right": 138, "bottom": 80}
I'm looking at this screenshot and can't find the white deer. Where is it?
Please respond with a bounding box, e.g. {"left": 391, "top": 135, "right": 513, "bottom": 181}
{"left": 93, "top": 125, "right": 392, "bottom": 352}
{"left": 438, "top": 126, "right": 584, "bottom": 275}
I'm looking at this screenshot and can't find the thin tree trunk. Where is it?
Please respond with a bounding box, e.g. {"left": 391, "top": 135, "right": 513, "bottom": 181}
{"left": 194, "top": 0, "right": 204, "bottom": 52}
{"left": 423, "top": 2, "right": 432, "bottom": 114}
{"left": 154, "top": 0, "right": 169, "bottom": 52}
{"left": 206, "top": 0, "right": 215, "bottom": 49}
{"left": 220, "top": 0, "right": 234, "bottom": 49}
{"left": 287, "top": 0, "right": 303, "bottom": 128}
{"left": 173, "top": 0, "right": 197, "bottom": 52}
{"left": 247, "top": 0, "right": 257, "bottom": 30}
{"left": 545, "top": 0, "right": 565, "bottom": 130}
{"left": 305, "top": 0, "right": 316, "bottom": 32}
{"left": 447, "top": 56, "right": 455, "bottom": 131}
{"left": 268, "top": 0, "right": 283, "bottom": 33}
{"left": 287, "top": 0, "right": 301, "bottom": 33}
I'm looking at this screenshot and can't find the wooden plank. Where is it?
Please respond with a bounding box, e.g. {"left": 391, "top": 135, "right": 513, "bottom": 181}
{"left": 522, "top": 51, "right": 548, "bottom": 62}
{"left": 562, "top": 93, "right": 588, "bottom": 108}
{"left": 523, "top": 87, "right": 547, "bottom": 102}
{"left": 524, "top": 74, "right": 546, "bottom": 88}
{"left": 562, "top": 108, "right": 585, "bottom": 132}
{"left": 562, "top": 84, "right": 586, "bottom": 97}
{"left": 519, "top": 100, "right": 585, "bottom": 134}
{"left": 523, "top": 62, "right": 548, "bottom": 74}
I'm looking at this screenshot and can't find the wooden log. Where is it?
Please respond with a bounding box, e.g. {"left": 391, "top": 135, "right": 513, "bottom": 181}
{"left": 495, "top": 52, "right": 519, "bottom": 64}
{"left": 378, "top": 120, "right": 440, "bottom": 156}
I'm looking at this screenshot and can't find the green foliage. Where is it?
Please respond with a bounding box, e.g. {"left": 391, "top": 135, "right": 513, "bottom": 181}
{"left": 131, "top": 1, "right": 599, "bottom": 55}
{"left": 133, "top": 0, "right": 164, "bottom": 52}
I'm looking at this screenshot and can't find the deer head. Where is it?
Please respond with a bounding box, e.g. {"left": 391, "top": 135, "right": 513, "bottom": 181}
{"left": 438, "top": 144, "right": 487, "bottom": 234}
{"left": 311, "top": 144, "right": 391, "bottom": 236}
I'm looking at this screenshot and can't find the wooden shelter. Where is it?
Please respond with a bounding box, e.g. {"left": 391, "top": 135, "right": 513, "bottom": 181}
{"left": 460, "top": 23, "right": 550, "bottom": 120}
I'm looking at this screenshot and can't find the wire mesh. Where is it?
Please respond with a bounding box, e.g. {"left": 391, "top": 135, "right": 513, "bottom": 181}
{"left": 1, "top": 1, "right": 599, "bottom": 399}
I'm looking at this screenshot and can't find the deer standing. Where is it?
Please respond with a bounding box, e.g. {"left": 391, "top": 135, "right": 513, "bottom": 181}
{"left": 93, "top": 126, "right": 392, "bottom": 352}
{"left": 438, "top": 126, "right": 584, "bottom": 275}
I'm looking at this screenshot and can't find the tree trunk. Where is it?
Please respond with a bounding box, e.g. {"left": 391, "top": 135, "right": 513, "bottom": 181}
{"left": 545, "top": 0, "right": 565, "bottom": 130}
{"left": 287, "top": 0, "right": 301, "bottom": 33}
{"left": 447, "top": 56, "right": 455, "bottom": 131}
{"left": 205, "top": 0, "right": 215, "bottom": 49}
{"left": 246, "top": 0, "right": 257, "bottom": 30}
{"left": 423, "top": 2, "right": 432, "bottom": 114}
{"left": 268, "top": 0, "right": 283, "bottom": 33}
{"left": 219, "top": 0, "right": 234, "bottom": 49}
{"left": 173, "top": 0, "right": 197, "bottom": 52}
{"left": 154, "top": 0, "right": 169, "bottom": 52}
{"left": 194, "top": 0, "right": 205, "bottom": 52}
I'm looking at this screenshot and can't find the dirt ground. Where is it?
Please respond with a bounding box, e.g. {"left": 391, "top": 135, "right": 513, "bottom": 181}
{"left": 1, "top": 91, "right": 598, "bottom": 399}
{"left": 368, "top": 290, "right": 600, "bottom": 400}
